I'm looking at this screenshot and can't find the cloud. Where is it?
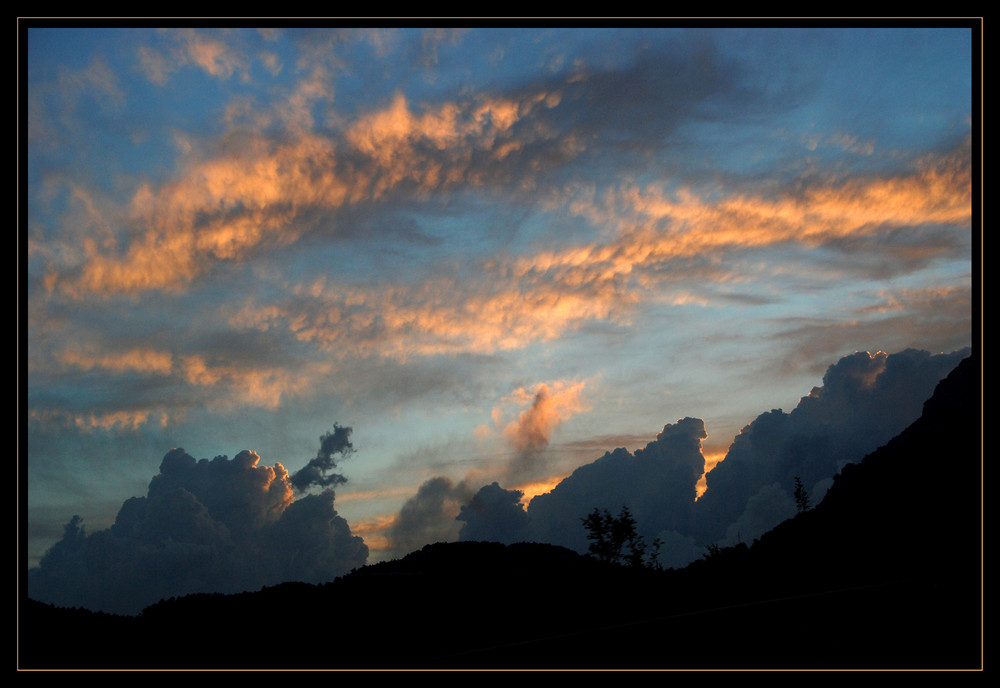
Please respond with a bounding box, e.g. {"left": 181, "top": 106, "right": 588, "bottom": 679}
{"left": 289, "top": 424, "right": 354, "bottom": 492}
{"left": 442, "top": 349, "right": 970, "bottom": 570}
{"left": 25, "top": 30, "right": 974, "bottom": 602}
{"left": 650, "top": 529, "right": 707, "bottom": 570}
{"left": 26, "top": 37, "right": 778, "bottom": 300}
{"left": 499, "top": 381, "right": 589, "bottom": 484}
{"left": 29, "top": 407, "right": 169, "bottom": 432}
{"left": 28, "top": 56, "right": 125, "bottom": 153}
{"left": 377, "top": 380, "right": 586, "bottom": 557}
{"left": 137, "top": 29, "right": 251, "bottom": 85}
{"left": 530, "top": 144, "right": 971, "bottom": 283}
{"left": 720, "top": 482, "right": 797, "bottom": 547}
{"left": 384, "top": 476, "right": 474, "bottom": 560}
{"left": 27, "top": 429, "right": 368, "bottom": 615}
{"left": 523, "top": 417, "right": 708, "bottom": 554}
{"left": 136, "top": 45, "right": 177, "bottom": 86}
{"left": 43, "top": 77, "right": 566, "bottom": 299}
{"left": 693, "top": 348, "right": 971, "bottom": 544}
{"left": 526, "top": 39, "right": 747, "bottom": 146}
{"left": 58, "top": 346, "right": 174, "bottom": 376}
{"left": 772, "top": 285, "right": 974, "bottom": 380}
{"left": 31, "top": 336, "right": 329, "bottom": 433}
{"left": 40, "top": 30, "right": 969, "bottom": 345}
{"left": 457, "top": 482, "right": 530, "bottom": 544}
{"left": 213, "top": 138, "right": 970, "bottom": 374}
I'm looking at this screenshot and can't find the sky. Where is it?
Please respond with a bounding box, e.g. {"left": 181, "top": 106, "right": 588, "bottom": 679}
{"left": 22, "top": 23, "right": 977, "bottom": 613}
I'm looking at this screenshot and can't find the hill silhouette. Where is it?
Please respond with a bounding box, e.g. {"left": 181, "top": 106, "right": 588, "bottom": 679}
{"left": 19, "top": 356, "right": 981, "bottom": 669}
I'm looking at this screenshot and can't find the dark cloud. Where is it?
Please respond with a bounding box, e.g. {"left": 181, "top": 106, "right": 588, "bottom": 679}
{"left": 384, "top": 476, "right": 474, "bottom": 559}
{"left": 538, "top": 41, "right": 743, "bottom": 144}
{"left": 290, "top": 424, "right": 353, "bottom": 492}
{"left": 524, "top": 417, "right": 708, "bottom": 554}
{"left": 693, "top": 347, "right": 971, "bottom": 545}
{"left": 457, "top": 482, "right": 529, "bottom": 545}
{"left": 266, "top": 489, "right": 369, "bottom": 585}
{"left": 28, "top": 430, "right": 368, "bottom": 615}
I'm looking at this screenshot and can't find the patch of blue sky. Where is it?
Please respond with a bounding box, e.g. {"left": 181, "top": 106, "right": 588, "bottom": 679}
{"left": 805, "top": 32, "right": 968, "bottom": 143}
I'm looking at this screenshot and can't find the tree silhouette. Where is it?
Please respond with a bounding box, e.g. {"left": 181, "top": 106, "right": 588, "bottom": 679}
{"left": 793, "top": 476, "right": 811, "bottom": 513}
{"left": 581, "top": 505, "right": 659, "bottom": 569}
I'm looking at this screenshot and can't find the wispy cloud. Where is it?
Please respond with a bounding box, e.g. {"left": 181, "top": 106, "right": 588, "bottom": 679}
{"left": 136, "top": 28, "right": 252, "bottom": 84}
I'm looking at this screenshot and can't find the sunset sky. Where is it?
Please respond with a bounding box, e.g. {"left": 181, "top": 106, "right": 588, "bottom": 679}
{"left": 24, "top": 23, "right": 976, "bottom": 576}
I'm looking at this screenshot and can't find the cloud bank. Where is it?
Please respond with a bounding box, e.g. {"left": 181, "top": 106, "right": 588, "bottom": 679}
{"left": 28, "top": 429, "right": 368, "bottom": 615}
{"left": 27, "top": 348, "right": 971, "bottom": 613}
{"left": 398, "top": 348, "right": 970, "bottom": 568}
{"left": 693, "top": 347, "right": 971, "bottom": 545}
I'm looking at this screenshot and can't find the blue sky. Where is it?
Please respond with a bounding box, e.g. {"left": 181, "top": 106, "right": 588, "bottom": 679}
{"left": 24, "top": 23, "right": 975, "bottom": 574}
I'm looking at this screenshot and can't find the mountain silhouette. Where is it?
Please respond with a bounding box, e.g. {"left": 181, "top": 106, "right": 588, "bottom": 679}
{"left": 19, "top": 356, "right": 981, "bottom": 669}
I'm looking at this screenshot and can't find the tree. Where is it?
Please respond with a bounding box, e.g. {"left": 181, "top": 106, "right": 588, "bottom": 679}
{"left": 793, "top": 476, "right": 811, "bottom": 513}
{"left": 581, "top": 505, "right": 659, "bottom": 569}
{"left": 581, "top": 508, "right": 618, "bottom": 564}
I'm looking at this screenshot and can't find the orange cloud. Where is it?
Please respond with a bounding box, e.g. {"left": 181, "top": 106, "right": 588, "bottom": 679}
{"left": 179, "top": 355, "right": 319, "bottom": 410}
{"left": 58, "top": 346, "right": 174, "bottom": 376}
{"left": 138, "top": 29, "right": 251, "bottom": 85}
{"left": 343, "top": 90, "right": 563, "bottom": 199}
{"left": 529, "top": 147, "right": 971, "bottom": 280}
{"left": 500, "top": 380, "right": 589, "bottom": 455}
{"left": 177, "top": 29, "right": 247, "bottom": 80}
{"left": 696, "top": 450, "right": 728, "bottom": 499}
{"left": 47, "top": 82, "right": 970, "bottom": 391}
{"left": 218, "top": 142, "right": 971, "bottom": 372}
{"left": 260, "top": 267, "right": 635, "bottom": 364}
{"left": 512, "top": 476, "right": 563, "bottom": 504}
{"left": 348, "top": 515, "right": 394, "bottom": 556}
{"left": 49, "top": 131, "right": 348, "bottom": 297}
{"left": 29, "top": 407, "right": 171, "bottom": 432}
{"left": 48, "top": 87, "right": 561, "bottom": 299}
{"left": 51, "top": 342, "right": 322, "bottom": 418}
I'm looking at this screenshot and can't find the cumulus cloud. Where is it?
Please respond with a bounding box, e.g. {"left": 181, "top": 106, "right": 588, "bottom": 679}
{"left": 384, "top": 476, "right": 474, "bottom": 559}
{"left": 524, "top": 417, "right": 708, "bottom": 554}
{"left": 693, "top": 347, "right": 971, "bottom": 545}
{"left": 457, "top": 482, "right": 530, "bottom": 544}
{"left": 27, "top": 429, "right": 368, "bottom": 615}
{"left": 383, "top": 417, "right": 704, "bottom": 561}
